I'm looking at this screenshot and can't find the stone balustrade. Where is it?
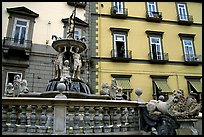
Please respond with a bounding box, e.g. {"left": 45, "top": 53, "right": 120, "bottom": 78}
{"left": 2, "top": 97, "right": 143, "bottom": 135}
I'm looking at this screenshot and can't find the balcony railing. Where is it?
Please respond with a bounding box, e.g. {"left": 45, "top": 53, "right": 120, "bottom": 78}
{"left": 111, "top": 49, "right": 132, "bottom": 62}
{"left": 2, "top": 97, "right": 142, "bottom": 135}
{"left": 183, "top": 54, "right": 202, "bottom": 65}
{"left": 177, "top": 14, "right": 193, "bottom": 25}
{"left": 110, "top": 7, "right": 128, "bottom": 18}
{"left": 146, "top": 11, "right": 162, "bottom": 22}
{"left": 148, "top": 52, "right": 169, "bottom": 63}
{"left": 3, "top": 37, "right": 32, "bottom": 56}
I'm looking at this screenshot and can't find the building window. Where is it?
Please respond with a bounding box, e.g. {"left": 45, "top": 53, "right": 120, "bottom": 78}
{"left": 146, "top": 2, "right": 162, "bottom": 22}
{"left": 178, "top": 33, "right": 201, "bottom": 64}
{"left": 74, "top": 28, "right": 82, "bottom": 40}
{"left": 113, "top": 2, "right": 124, "bottom": 14}
{"left": 3, "top": 7, "right": 39, "bottom": 56}
{"left": 149, "top": 36, "right": 163, "bottom": 60}
{"left": 12, "top": 18, "right": 30, "bottom": 44}
{"left": 62, "top": 17, "right": 88, "bottom": 40}
{"left": 176, "top": 2, "right": 193, "bottom": 25}
{"left": 177, "top": 3, "right": 188, "bottom": 21}
{"left": 150, "top": 75, "right": 172, "bottom": 101}
{"left": 147, "top": 2, "right": 157, "bottom": 17}
{"left": 111, "top": 2, "right": 128, "bottom": 18}
{"left": 111, "top": 74, "right": 133, "bottom": 100}
{"left": 114, "top": 34, "right": 127, "bottom": 58}
{"left": 4, "top": 72, "right": 22, "bottom": 95}
{"left": 110, "top": 27, "right": 131, "bottom": 61}
{"left": 146, "top": 30, "right": 168, "bottom": 63}
{"left": 185, "top": 76, "right": 202, "bottom": 103}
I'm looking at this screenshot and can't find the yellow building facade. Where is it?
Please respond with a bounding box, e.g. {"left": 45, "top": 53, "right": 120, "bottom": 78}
{"left": 90, "top": 2, "right": 202, "bottom": 102}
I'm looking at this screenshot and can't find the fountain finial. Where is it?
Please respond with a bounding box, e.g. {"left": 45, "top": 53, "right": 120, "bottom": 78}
{"left": 66, "top": 4, "right": 77, "bottom": 39}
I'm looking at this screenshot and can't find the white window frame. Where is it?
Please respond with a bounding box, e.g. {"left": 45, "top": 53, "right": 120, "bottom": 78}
{"left": 12, "top": 17, "right": 30, "bottom": 45}
{"left": 147, "top": 2, "right": 158, "bottom": 17}
{"left": 150, "top": 36, "right": 163, "bottom": 60}
{"left": 177, "top": 3, "right": 188, "bottom": 21}
{"left": 182, "top": 39, "right": 195, "bottom": 61}
{"left": 114, "top": 34, "right": 127, "bottom": 57}
{"left": 113, "top": 2, "right": 124, "bottom": 14}
{"left": 74, "top": 28, "right": 82, "bottom": 40}
{"left": 4, "top": 72, "right": 22, "bottom": 94}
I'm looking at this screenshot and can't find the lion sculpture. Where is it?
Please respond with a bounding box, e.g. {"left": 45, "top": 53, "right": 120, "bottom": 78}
{"left": 146, "top": 89, "right": 201, "bottom": 118}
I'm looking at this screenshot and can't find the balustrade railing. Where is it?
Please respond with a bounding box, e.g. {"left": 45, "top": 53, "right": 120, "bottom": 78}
{"left": 2, "top": 97, "right": 142, "bottom": 135}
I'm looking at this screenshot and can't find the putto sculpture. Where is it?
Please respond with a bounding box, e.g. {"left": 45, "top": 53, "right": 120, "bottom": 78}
{"left": 5, "top": 75, "right": 29, "bottom": 97}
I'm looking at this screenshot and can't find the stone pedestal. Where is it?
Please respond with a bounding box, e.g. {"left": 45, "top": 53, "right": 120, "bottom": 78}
{"left": 53, "top": 93, "right": 67, "bottom": 135}
{"left": 176, "top": 119, "right": 198, "bottom": 135}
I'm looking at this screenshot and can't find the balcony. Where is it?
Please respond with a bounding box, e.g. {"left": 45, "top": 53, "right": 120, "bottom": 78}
{"left": 148, "top": 52, "right": 169, "bottom": 64}
{"left": 3, "top": 37, "right": 32, "bottom": 57}
{"left": 146, "top": 11, "right": 162, "bottom": 22}
{"left": 183, "top": 54, "right": 202, "bottom": 65}
{"left": 111, "top": 49, "right": 132, "bottom": 62}
{"left": 177, "top": 14, "right": 193, "bottom": 25}
{"left": 110, "top": 7, "right": 128, "bottom": 18}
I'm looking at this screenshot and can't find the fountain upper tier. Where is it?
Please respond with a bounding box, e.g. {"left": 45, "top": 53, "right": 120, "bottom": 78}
{"left": 52, "top": 39, "right": 86, "bottom": 53}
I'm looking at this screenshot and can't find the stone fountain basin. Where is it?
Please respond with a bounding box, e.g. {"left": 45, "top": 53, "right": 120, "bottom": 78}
{"left": 52, "top": 39, "right": 86, "bottom": 53}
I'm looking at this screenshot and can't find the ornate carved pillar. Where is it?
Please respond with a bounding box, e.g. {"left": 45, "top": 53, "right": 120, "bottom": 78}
{"left": 83, "top": 106, "right": 91, "bottom": 134}
{"left": 111, "top": 107, "right": 119, "bottom": 132}
{"left": 93, "top": 106, "right": 101, "bottom": 133}
{"left": 73, "top": 106, "right": 80, "bottom": 134}
{"left": 18, "top": 105, "right": 28, "bottom": 132}
{"left": 28, "top": 105, "right": 37, "bottom": 133}
{"left": 102, "top": 106, "right": 110, "bottom": 133}
{"left": 120, "top": 107, "right": 127, "bottom": 132}
{"left": 2, "top": 105, "right": 8, "bottom": 131}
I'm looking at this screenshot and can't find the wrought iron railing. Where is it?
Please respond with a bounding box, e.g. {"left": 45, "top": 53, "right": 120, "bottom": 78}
{"left": 3, "top": 37, "right": 32, "bottom": 51}
{"left": 148, "top": 52, "right": 169, "bottom": 62}
{"left": 183, "top": 54, "right": 202, "bottom": 62}
{"left": 146, "top": 11, "right": 162, "bottom": 18}
{"left": 110, "top": 7, "right": 128, "bottom": 17}
{"left": 111, "top": 49, "right": 132, "bottom": 59}
{"left": 177, "top": 14, "right": 193, "bottom": 24}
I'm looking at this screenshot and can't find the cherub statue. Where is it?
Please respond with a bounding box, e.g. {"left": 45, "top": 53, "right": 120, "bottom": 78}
{"left": 54, "top": 47, "right": 66, "bottom": 80}
{"left": 21, "top": 79, "right": 29, "bottom": 93}
{"left": 70, "top": 46, "right": 82, "bottom": 79}
{"left": 116, "top": 87, "right": 124, "bottom": 100}
{"left": 5, "top": 83, "right": 14, "bottom": 97}
{"left": 100, "top": 82, "right": 109, "bottom": 95}
{"left": 13, "top": 75, "right": 22, "bottom": 97}
{"left": 109, "top": 78, "right": 118, "bottom": 100}
{"left": 60, "top": 60, "right": 71, "bottom": 81}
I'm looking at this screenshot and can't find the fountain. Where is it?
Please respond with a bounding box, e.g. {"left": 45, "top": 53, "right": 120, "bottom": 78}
{"left": 42, "top": 5, "right": 109, "bottom": 99}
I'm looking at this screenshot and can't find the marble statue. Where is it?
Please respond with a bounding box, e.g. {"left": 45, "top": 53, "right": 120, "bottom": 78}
{"left": 70, "top": 46, "right": 82, "bottom": 79}
{"left": 54, "top": 47, "right": 66, "bottom": 80}
{"left": 60, "top": 60, "right": 71, "bottom": 81}
{"left": 13, "top": 75, "right": 22, "bottom": 97}
{"left": 100, "top": 82, "right": 109, "bottom": 95}
{"left": 146, "top": 89, "right": 202, "bottom": 118}
{"left": 109, "top": 78, "right": 118, "bottom": 100}
{"left": 66, "top": 7, "right": 76, "bottom": 39}
{"left": 5, "top": 83, "right": 14, "bottom": 97}
{"left": 21, "top": 79, "right": 29, "bottom": 93}
{"left": 116, "top": 87, "right": 124, "bottom": 100}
